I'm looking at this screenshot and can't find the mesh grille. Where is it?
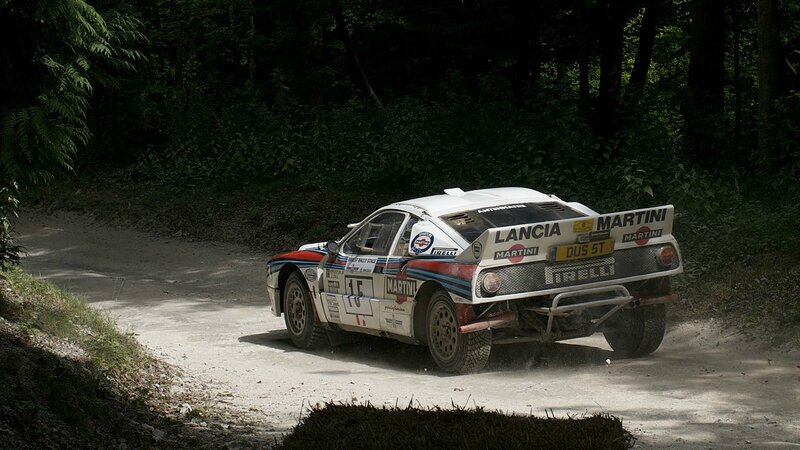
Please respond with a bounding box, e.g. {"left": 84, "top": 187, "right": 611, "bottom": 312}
{"left": 477, "top": 245, "right": 679, "bottom": 297}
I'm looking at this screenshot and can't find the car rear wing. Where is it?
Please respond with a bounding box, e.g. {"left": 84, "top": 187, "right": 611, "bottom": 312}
{"left": 454, "top": 205, "right": 677, "bottom": 266}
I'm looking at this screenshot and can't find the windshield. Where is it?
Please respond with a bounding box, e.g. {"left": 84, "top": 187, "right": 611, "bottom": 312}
{"left": 441, "top": 202, "right": 584, "bottom": 242}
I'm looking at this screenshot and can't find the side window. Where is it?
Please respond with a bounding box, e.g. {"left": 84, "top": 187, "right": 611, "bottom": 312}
{"left": 342, "top": 212, "right": 406, "bottom": 256}
{"left": 393, "top": 216, "right": 420, "bottom": 256}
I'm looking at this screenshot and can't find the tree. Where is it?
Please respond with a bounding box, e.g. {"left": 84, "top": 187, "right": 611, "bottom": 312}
{"left": 685, "top": 0, "right": 725, "bottom": 165}
{"left": 0, "top": 0, "right": 142, "bottom": 268}
{"left": 597, "top": 0, "right": 639, "bottom": 149}
{"left": 331, "top": 0, "right": 383, "bottom": 110}
{"left": 758, "top": 0, "right": 782, "bottom": 167}
{"left": 626, "top": 0, "right": 662, "bottom": 104}
{"left": 575, "top": 0, "right": 591, "bottom": 107}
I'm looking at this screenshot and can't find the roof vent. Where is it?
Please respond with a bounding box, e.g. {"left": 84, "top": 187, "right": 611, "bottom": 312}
{"left": 445, "top": 213, "right": 475, "bottom": 224}
{"left": 444, "top": 188, "right": 466, "bottom": 196}
{"left": 537, "top": 202, "right": 567, "bottom": 211}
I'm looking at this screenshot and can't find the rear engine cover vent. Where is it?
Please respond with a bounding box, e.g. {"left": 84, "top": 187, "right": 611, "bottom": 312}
{"left": 536, "top": 202, "right": 567, "bottom": 212}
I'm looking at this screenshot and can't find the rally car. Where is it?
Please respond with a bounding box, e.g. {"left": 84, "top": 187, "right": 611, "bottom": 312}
{"left": 265, "top": 187, "right": 682, "bottom": 373}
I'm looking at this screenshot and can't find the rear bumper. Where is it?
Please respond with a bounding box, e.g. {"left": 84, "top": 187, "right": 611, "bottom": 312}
{"left": 458, "top": 285, "right": 679, "bottom": 339}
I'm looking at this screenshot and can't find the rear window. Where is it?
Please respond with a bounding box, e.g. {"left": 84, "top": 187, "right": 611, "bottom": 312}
{"left": 441, "top": 202, "right": 584, "bottom": 242}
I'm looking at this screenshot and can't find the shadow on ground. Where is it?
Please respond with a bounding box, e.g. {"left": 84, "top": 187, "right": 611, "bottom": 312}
{"left": 238, "top": 330, "right": 614, "bottom": 375}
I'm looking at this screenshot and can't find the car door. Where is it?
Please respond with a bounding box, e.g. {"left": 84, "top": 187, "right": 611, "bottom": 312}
{"left": 321, "top": 211, "right": 408, "bottom": 332}
{"left": 377, "top": 215, "right": 420, "bottom": 337}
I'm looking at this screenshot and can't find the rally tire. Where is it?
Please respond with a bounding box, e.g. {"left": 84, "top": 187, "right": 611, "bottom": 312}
{"left": 426, "top": 290, "right": 491, "bottom": 374}
{"left": 603, "top": 304, "right": 666, "bottom": 358}
{"left": 283, "top": 271, "right": 326, "bottom": 349}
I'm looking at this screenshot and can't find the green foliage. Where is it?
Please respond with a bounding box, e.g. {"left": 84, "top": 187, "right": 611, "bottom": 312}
{"left": 770, "top": 91, "right": 800, "bottom": 178}
{"left": 0, "top": 0, "right": 143, "bottom": 185}
{"left": 0, "top": 0, "right": 144, "bottom": 269}
{"left": 128, "top": 82, "right": 600, "bottom": 193}
{"left": 0, "top": 183, "right": 21, "bottom": 270}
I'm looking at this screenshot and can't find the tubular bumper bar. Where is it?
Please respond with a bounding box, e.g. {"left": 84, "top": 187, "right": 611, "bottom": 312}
{"left": 525, "top": 285, "right": 679, "bottom": 341}
{"left": 456, "top": 285, "right": 680, "bottom": 337}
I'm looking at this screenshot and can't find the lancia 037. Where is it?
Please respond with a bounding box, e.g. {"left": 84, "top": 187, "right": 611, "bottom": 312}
{"left": 265, "top": 187, "right": 682, "bottom": 373}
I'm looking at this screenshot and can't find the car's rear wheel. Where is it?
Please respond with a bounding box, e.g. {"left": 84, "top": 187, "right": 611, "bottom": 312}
{"left": 426, "top": 290, "right": 491, "bottom": 374}
{"left": 603, "top": 304, "right": 666, "bottom": 358}
{"left": 283, "top": 271, "right": 326, "bottom": 349}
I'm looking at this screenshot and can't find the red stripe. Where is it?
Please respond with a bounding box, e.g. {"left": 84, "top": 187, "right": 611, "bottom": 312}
{"left": 405, "top": 260, "right": 476, "bottom": 281}
{"left": 271, "top": 250, "right": 324, "bottom": 263}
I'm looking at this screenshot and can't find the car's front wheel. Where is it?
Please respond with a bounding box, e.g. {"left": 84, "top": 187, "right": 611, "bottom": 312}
{"left": 603, "top": 304, "right": 666, "bottom": 358}
{"left": 426, "top": 290, "right": 491, "bottom": 374}
{"left": 283, "top": 271, "right": 326, "bottom": 349}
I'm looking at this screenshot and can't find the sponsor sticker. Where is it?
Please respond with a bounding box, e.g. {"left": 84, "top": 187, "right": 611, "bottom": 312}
{"left": 304, "top": 269, "right": 317, "bottom": 282}
{"left": 410, "top": 232, "right": 435, "bottom": 253}
{"left": 544, "top": 257, "right": 615, "bottom": 285}
{"left": 472, "top": 241, "right": 483, "bottom": 259}
{"left": 383, "top": 303, "right": 408, "bottom": 313}
{"left": 573, "top": 219, "right": 594, "bottom": 233}
{"left": 383, "top": 316, "right": 404, "bottom": 329}
{"left": 494, "top": 223, "right": 561, "bottom": 243}
{"left": 345, "top": 256, "right": 378, "bottom": 273}
{"left": 431, "top": 247, "right": 458, "bottom": 257}
{"left": 622, "top": 226, "right": 663, "bottom": 245}
{"left": 477, "top": 204, "right": 527, "bottom": 214}
{"left": 327, "top": 280, "right": 340, "bottom": 290}
{"left": 385, "top": 277, "right": 417, "bottom": 297}
{"left": 493, "top": 244, "right": 539, "bottom": 263}
{"left": 325, "top": 294, "right": 340, "bottom": 321}
{"left": 596, "top": 208, "right": 667, "bottom": 231}
{"left": 325, "top": 269, "right": 341, "bottom": 279}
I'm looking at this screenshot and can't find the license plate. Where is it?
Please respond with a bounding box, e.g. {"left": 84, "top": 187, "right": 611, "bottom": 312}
{"left": 549, "top": 239, "right": 614, "bottom": 262}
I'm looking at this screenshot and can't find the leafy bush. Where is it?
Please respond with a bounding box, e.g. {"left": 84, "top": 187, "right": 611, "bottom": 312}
{"left": 0, "top": 184, "right": 21, "bottom": 270}
{"left": 129, "top": 82, "right": 601, "bottom": 193}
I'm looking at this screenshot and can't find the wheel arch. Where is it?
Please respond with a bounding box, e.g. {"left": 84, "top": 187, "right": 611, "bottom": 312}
{"left": 275, "top": 263, "right": 300, "bottom": 316}
{"left": 412, "top": 280, "right": 445, "bottom": 345}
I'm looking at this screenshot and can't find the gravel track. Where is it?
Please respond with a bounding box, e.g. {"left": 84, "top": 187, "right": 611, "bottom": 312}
{"left": 17, "top": 210, "right": 800, "bottom": 448}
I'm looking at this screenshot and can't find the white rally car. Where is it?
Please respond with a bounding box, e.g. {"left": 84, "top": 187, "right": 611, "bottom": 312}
{"left": 266, "top": 187, "right": 682, "bottom": 373}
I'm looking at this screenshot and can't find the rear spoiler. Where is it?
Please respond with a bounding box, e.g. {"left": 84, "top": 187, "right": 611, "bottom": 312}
{"left": 455, "top": 205, "right": 676, "bottom": 265}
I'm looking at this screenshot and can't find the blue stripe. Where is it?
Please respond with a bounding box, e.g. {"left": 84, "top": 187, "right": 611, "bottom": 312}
{"left": 269, "top": 259, "right": 319, "bottom": 272}
{"left": 405, "top": 268, "right": 472, "bottom": 288}
{"left": 406, "top": 268, "right": 473, "bottom": 299}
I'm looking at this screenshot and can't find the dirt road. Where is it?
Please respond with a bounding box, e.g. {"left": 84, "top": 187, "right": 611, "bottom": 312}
{"left": 16, "top": 210, "right": 800, "bottom": 448}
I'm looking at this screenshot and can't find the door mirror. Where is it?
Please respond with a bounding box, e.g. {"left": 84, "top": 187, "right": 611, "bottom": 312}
{"left": 325, "top": 240, "right": 340, "bottom": 254}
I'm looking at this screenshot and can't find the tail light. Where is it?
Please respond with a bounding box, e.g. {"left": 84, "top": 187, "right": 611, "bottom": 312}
{"left": 656, "top": 246, "right": 675, "bottom": 267}
{"left": 481, "top": 272, "right": 501, "bottom": 295}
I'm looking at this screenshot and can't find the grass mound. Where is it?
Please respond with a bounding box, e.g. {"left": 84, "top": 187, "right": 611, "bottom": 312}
{"left": 0, "top": 269, "right": 173, "bottom": 448}
{"left": 0, "top": 269, "right": 272, "bottom": 449}
{"left": 279, "top": 403, "right": 634, "bottom": 450}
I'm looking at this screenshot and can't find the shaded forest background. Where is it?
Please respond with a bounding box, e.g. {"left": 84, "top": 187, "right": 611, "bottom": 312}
{"left": 1, "top": 0, "right": 800, "bottom": 249}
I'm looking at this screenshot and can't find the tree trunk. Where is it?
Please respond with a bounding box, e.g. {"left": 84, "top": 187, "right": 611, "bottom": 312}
{"left": 685, "top": 0, "right": 725, "bottom": 165}
{"left": 531, "top": 1, "right": 542, "bottom": 84}
{"left": 512, "top": 0, "right": 542, "bottom": 101}
{"left": 249, "top": 0, "right": 255, "bottom": 83}
{"left": 598, "top": 1, "right": 625, "bottom": 146}
{"left": 331, "top": 0, "right": 383, "bottom": 110}
{"left": 626, "top": 0, "right": 661, "bottom": 104}
{"left": 732, "top": 0, "right": 741, "bottom": 153}
{"left": 575, "top": 0, "right": 590, "bottom": 107}
{"left": 758, "top": 0, "right": 782, "bottom": 167}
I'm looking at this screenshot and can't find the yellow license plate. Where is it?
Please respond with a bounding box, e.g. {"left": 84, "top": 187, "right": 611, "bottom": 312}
{"left": 550, "top": 239, "right": 614, "bottom": 262}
